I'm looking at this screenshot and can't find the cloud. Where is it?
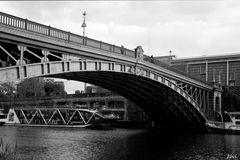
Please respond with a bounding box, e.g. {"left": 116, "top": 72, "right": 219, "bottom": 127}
{"left": 1, "top": 1, "right": 240, "bottom": 56}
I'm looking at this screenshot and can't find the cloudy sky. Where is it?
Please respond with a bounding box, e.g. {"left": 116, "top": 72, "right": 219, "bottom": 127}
{"left": 1, "top": 1, "right": 240, "bottom": 93}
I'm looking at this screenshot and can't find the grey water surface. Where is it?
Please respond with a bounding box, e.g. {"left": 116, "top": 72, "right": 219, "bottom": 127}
{"left": 0, "top": 126, "right": 239, "bottom": 160}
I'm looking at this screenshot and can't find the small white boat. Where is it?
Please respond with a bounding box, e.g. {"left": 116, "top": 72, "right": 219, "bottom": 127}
{"left": 206, "top": 111, "right": 240, "bottom": 134}
{"left": 0, "top": 109, "right": 7, "bottom": 126}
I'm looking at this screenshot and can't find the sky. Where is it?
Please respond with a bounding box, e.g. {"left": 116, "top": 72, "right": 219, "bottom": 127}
{"left": 1, "top": 1, "right": 240, "bottom": 93}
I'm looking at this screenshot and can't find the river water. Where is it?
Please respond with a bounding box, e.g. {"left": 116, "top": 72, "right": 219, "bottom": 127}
{"left": 0, "top": 126, "right": 239, "bottom": 160}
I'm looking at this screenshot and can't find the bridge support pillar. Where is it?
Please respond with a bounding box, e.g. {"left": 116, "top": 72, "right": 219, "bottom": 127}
{"left": 17, "top": 45, "right": 26, "bottom": 65}
{"left": 42, "top": 50, "right": 49, "bottom": 62}
{"left": 209, "top": 82, "right": 222, "bottom": 121}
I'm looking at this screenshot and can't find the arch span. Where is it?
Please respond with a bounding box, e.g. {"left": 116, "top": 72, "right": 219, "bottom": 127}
{"left": 0, "top": 60, "right": 208, "bottom": 126}
{"left": 49, "top": 71, "right": 206, "bottom": 126}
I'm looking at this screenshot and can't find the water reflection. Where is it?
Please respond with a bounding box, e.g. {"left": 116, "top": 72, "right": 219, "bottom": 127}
{"left": 0, "top": 126, "right": 240, "bottom": 160}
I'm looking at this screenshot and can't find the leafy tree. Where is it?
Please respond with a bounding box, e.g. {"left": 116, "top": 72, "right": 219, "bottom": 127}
{"left": 3, "top": 78, "right": 67, "bottom": 98}
{"left": 16, "top": 77, "right": 45, "bottom": 98}
{"left": 222, "top": 91, "right": 240, "bottom": 112}
{"left": 0, "top": 82, "right": 16, "bottom": 98}
{"left": 44, "top": 80, "right": 54, "bottom": 96}
{"left": 44, "top": 80, "right": 66, "bottom": 96}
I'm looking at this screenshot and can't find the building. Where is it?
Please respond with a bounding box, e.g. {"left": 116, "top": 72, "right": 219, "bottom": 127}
{"left": 155, "top": 53, "right": 240, "bottom": 87}
{"left": 83, "top": 85, "right": 149, "bottom": 121}
{"left": 154, "top": 53, "right": 240, "bottom": 112}
{"left": 0, "top": 88, "right": 149, "bottom": 122}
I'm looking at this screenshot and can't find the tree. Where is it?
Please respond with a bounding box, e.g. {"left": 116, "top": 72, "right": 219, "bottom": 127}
{"left": 44, "top": 80, "right": 66, "bottom": 96}
{"left": 222, "top": 91, "right": 240, "bottom": 112}
{"left": 0, "top": 82, "right": 16, "bottom": 98}
{"left": 16, "top": 77, "right": 45, "bottom": 98}
{"left": 7, "top": 78, "right": 66, "bottom": 98}
{"left": 44, "top": 80, "right": 54, "bottom": 96}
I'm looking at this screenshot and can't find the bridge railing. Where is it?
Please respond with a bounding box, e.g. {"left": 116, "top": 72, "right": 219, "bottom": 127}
{"left": 0, "top": 12, "right": 26, "bottom": 29}
{"left": 26, "top": 20, "right": 49, "bottom": 35}
{"left": 0, "top": 11, "right": 136, "bottom": 58}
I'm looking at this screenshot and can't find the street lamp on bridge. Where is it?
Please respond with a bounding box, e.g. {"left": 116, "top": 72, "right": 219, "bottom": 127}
{"left": 81, "top": 11, "right": 87, "bottom": 92}
{"left": 81, "top": 11, "right": 87, "bottom": 37}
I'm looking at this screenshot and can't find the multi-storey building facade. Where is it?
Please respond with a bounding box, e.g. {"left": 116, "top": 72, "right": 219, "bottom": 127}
{"left": 155, "top": 53, "right": 240, "bottom": 87}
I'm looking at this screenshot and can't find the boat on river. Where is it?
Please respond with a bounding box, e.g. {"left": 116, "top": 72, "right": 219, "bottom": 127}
{"left": 206, "top": 112, "right": 240, "bottom": 134}
{"left": 0, "top": 109, "right": 7, "bottom": 126}
{"left": 4, "top": 108, "right": 105, "bottom": 128}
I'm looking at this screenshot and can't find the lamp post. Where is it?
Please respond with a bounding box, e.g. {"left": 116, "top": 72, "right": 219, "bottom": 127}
{"left": 81, "top": 11, "right": 87, "bottom": 92}
{"left": 81, "top": 11, "right": 87, "bottom": 37}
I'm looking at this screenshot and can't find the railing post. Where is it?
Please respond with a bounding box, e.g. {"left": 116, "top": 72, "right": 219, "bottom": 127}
{"left": 24, "top": 18, "right": 28, "bottom": 30}
{"left": 112, "top": 45, "right": 115, "bottom": 52}
{"left": 48, "top": 25, "right": 51, "bottom": 36}
{"left": 83, "top": 37, "right": 87, "bottom": 45}
{"left": 100, "top": 41, "right": 102, "bottom": 49}
{"left": 68, "top": 31, "right": 70, "bottom": 41}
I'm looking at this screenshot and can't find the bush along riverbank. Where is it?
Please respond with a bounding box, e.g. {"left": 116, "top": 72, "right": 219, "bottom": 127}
{"left": 0, "top": 137, "right": 24, "bottom": 160}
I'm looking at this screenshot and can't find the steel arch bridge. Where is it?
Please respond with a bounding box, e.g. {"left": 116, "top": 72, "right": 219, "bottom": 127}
{"left": 0, "top": 12, "right": 222, "bottom": 126}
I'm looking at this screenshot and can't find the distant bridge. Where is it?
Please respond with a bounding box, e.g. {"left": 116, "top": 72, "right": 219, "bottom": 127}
{"left": 0, "top": 12, "right": 222, "bottom": 126}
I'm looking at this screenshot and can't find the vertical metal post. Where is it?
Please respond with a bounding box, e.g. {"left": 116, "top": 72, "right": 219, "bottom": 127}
{"left": 84, "top": 83, "right": 87, "bottom": 93}
{"left": 24, "top": 19, "right": 28, "bottom": 30}
{"left": 17, "top": 45, "right": 25, "bottom": 65}
{"left": 226, "top": 60, "right": 229, "bottom": 86}
{"left": 44, "top": 51, "right": 48, "bottom": 62}
{"left": 68, "top": 31, "right": 70, "bottom": 41}
{"left": 20, "top": 46, "right": 25, "bottom": 65}
{"left": 206, "top": 61, "right": 208, "bottom": 81}
{"left": 48, "top": 26, "right": 51, "bottom": 36}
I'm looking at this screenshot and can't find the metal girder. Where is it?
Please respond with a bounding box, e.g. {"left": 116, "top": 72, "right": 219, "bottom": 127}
{"left": 0, "top": 44, "right": 17, "bottom": 62}
{"left": 13, "top": 108, "right": 103, "bottom": 126}
{"left": 176, "top": 81, "right": 210, "bottom": 117}
{"left": 25, "top": 48, "right": 42, "bottom": 60}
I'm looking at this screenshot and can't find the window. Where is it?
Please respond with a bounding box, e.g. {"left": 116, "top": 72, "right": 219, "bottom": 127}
{"left": 229, "top": 72, "right": 235, "bottom": 80}
{"left": 200, "top": 65, "right": 206, "bottom": 75}
{"left": 229, "top": 72, "right": 235, "bottom": 86}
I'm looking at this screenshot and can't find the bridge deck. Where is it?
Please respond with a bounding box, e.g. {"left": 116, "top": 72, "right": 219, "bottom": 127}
{"left": 0, "top": 11, "right": 212, "bottom": 90}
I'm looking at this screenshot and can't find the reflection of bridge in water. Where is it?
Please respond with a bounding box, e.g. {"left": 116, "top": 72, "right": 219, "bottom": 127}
{"left": 0, "top": 12, "right": 222, "bottom": 126}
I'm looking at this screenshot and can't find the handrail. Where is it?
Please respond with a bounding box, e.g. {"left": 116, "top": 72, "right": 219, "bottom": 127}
{"left": 0, "top": 11, "right": 136, "bottom": 58}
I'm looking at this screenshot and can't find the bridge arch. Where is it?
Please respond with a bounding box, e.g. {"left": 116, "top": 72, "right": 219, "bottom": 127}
{"left": 0, "top": 60, "right": 208, "bottom": 126}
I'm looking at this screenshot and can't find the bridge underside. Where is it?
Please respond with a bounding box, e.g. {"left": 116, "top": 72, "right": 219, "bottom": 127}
{"left": 46, "top": 71, "right": 206, "bottom": 127}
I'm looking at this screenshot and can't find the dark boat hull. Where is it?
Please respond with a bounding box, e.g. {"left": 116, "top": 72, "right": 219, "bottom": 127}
{"left": 0, "top": 122, "right": 5, "bottom": 126}
{"left": 206, "top": 126, "right": 240, "bottom": 134}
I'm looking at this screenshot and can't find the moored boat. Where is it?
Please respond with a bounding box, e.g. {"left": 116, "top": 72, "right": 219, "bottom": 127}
{"left": 206, "top": 112, "right": 240, "bottom": 134}
{"left": 4, "top": 108, "right": 105, "bottom": 128}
